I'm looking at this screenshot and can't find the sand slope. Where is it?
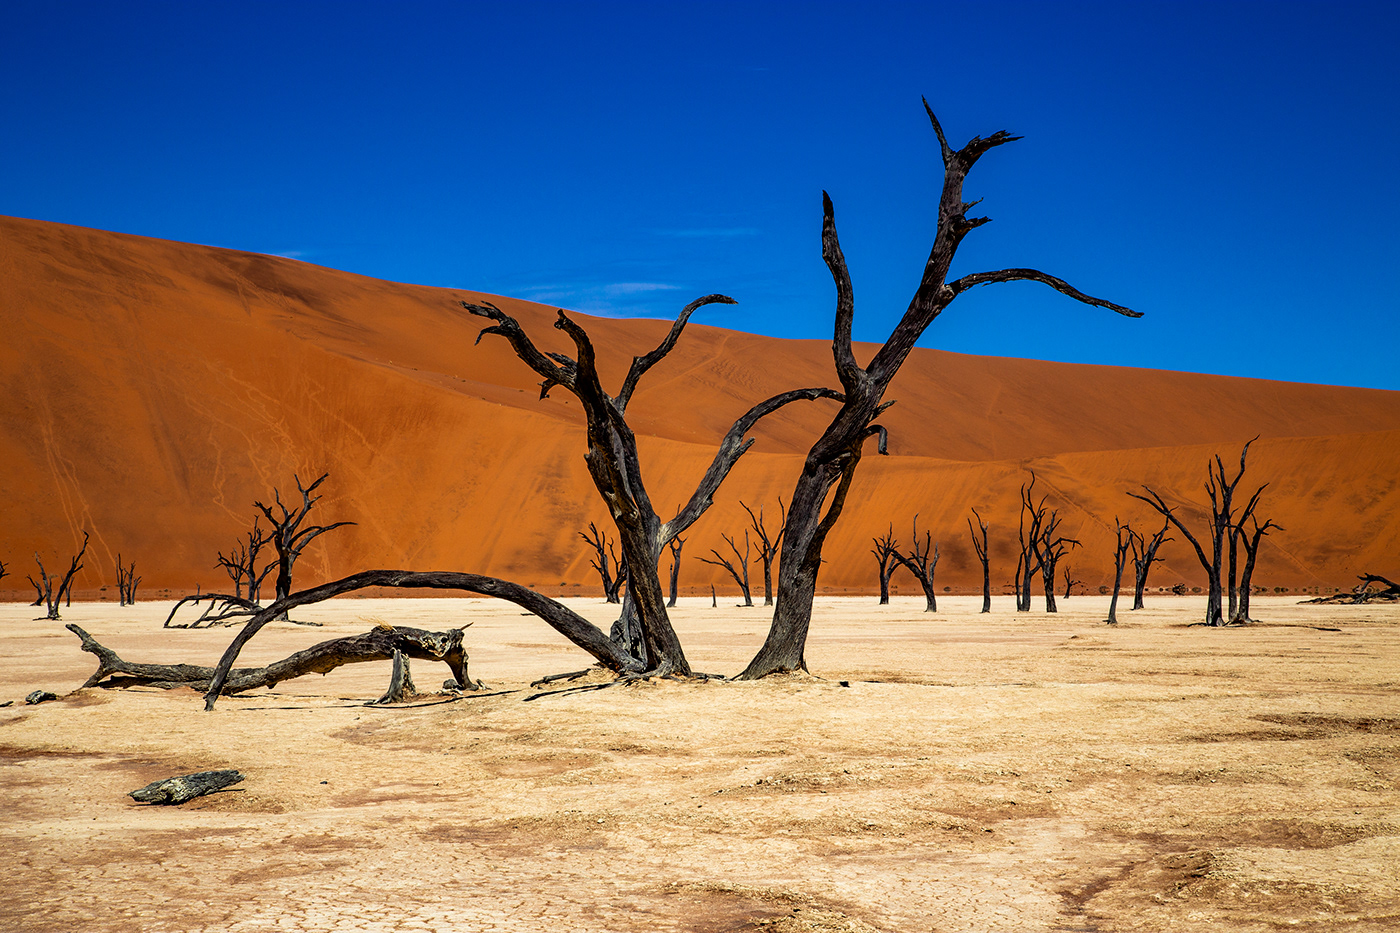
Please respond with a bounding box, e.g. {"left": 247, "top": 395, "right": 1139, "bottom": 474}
{"left": 3, "top": 214, "right": 1399, "bottom": 597}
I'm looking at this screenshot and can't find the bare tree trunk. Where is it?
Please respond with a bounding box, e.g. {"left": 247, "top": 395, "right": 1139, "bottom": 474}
{"left": 257, "top": 473, "right": 355, "bottom": 620}
{"left": 894, "top": 516, "right": 939, "bottom": 612}
{"left": 1234, "top": 514, "right": 1280, "bottom": 624}
{"left": 116, "top": 554, "right": 141, "bottom": 606}
{"left": 1106, "top": 518, "right": 1129, "bottom": 624}
{"left": 31, "top": 532, "right": 89, "bottom": 620}
{"left": 871, "top": 524, "right": 899, "bottom": 605}
{"left": 666, "top": 535, "right": 684, "bottom": 608}
{"left": 580, "top": 522, "right": 623, "bottom": 603}
{"left": 968, "top": 508, "right": 991, "bottom": 613}
{"left": 1129, "top": 518, "right": 1172, "bottom": 610}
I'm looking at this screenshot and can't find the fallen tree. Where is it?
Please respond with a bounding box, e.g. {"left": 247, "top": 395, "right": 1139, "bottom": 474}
{"left": 68, "top": 620, "right": 480, "bottom": 695}
{"left": 1301, "top": 573, "right": 1400, "bottom": 605}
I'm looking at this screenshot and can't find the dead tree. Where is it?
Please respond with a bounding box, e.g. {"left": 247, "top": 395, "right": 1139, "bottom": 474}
{"left": 29, "top": 532, "right": 89, "bottom": 620}
{"left": 1303, "top": 573, "right": 1400, "bottom": 604}
{"left": 462, "top": 294, "right": 840, "bottom": 675}
{"left": 1062, "top": 566, "right": 1082, "bottom": 600}
{"left": 699, "top": 531, "right": 754, "bottom": 607}
{"left": 741, "top": 102, "right": 1138, "bottom": 677}
{"left": 894, "top": 516, "right": 939, "bottom": 612}
{"left": 1105, "top": 518, "right": 1129, "bottom": 624}
{"left": 115, "top": 553, "right": 141, "bottom": 606}
{"left": 0, "top": 558, "right": 8, "bottom": 586}
{"left": 1014, "top": 475, "right": 1048, "bottom": 612}
{"left": 1130, "top": 440, "right": 1261, "bottom": 626}
{"left": 1037, "top": 510, "right": 1079, "bottom": 613}
{"left": 257, "top": 472, "right": 355, "bottom": 610}
{"left": 216, "top": 517, "right": 273, "bottom": 606}
{"left": 202, "top": 570, "right": 658, "bottom": 709}
{"left": 967, "top": 508, "right": 991, "bottom": 613}
{"left": 1128, "top": 517, "right": 1172, "bottom": 609}
{"left": 665, "top": 535, "right": 685, "bottom": 608}
{"left": 69, "top": 621, "right": 481, "bottom": 695}
{"left": 742, "top": 499, "right": 786, "bottom": 606}
{"left": 581, "top": 522, "right": 626, "bottom": 603}
{"left": 871, "top": 524, "right": 900, "bottom": 605}
{"left": 1234, "top": 512, "right": 1281, "bottom": 623}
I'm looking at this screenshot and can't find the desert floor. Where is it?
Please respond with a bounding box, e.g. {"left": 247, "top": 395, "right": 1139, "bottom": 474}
{"left": 1, "top": 595, "right": 1397, "bottom": 933}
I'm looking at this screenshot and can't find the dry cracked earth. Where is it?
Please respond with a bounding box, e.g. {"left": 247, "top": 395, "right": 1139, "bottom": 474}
{"left": 1, "top": 595, "right": 1397, "bottom": 932}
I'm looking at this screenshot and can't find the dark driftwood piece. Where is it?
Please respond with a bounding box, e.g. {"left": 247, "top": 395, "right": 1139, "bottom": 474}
{"left": 68, "top": 621, "right": 479, "bottom": 695}
{"left": 741, "top": 100, "right": 1139, "bottom": 679}
{"left": 130, "top": 770, "right": 244, "bottom": 805}
{"left": 462, "top": 293, "right": 841, "bottom": 676}
{"left": 871, "top": 524, "right": 899, "bottom": 606}
{"left": 967, "top": 508, "right": 991, "bottom": 613}
{"left": 895, "top": 516, "right": 940, "bottom": 612}
{"left": 699, "top": 531, "right": 754, "bottom": 607}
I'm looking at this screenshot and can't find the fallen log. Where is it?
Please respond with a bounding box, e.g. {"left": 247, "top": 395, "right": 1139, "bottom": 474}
{"left": 130, "top": 769, "right": 244, "bottom": 804}
{"left": 67, "top": 623, "right": 480, "bottom": 695}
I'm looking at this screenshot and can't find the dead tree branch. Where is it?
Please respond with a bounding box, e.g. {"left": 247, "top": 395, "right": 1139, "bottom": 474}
{"left": 871, "top": 524, "right": 900, "bottom": 605}
{"left": 968, "top": 507, "right": 991, "bottom": 613}
{"left": 698, "top": 531, "right": 754, "bottom": 607}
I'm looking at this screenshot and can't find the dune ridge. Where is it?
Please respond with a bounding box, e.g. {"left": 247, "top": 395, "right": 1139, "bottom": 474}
{"left": 3, "top": 214, "right": 1399, "bottom": 599}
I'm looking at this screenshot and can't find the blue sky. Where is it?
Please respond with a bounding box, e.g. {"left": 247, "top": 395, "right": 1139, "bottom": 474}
{"left": 4, "top": 1, "right": 1398, "bottom": 389}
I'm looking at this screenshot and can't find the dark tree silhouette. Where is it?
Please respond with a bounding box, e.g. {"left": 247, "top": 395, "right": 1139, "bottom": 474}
{"left": 257, "top": 472, "right": 355, "bottom": 613}
{"left": 699, "top": 531, "right": 754, "bottom": 607}
{"left": 967, "top": 508, "right": 991, "bottom": 613}
{"left": 1105, "top": 518, "right": 1130, "bottom": 624}
{"left": 1014, "top": 475, "right": 1048, "bottom": 612}
{"left": 741, "top": 101, "right": 1139, "bottom": 678}
{"left": 29, "top": 532, "right": 89, "bottom": 620}
{"left": 871, "top": 524, "right": 900, "bottom": 605}
{"left": 581, "top": 522, "right": 626, "bottom": 603}
{"left": 1129, "top": 440, "right": 1265, "bottom": 626}
{"left": 462, "top": 294, "right": 839, "bottom": 675}
{"left": 1036, "top": 509, "right": 1079, "bottom": 614}
{"left": 215, "top": 518, "right": 274, "bottom": 607}
{"left": 1128, "top": 518, "right": 1172, "bottom": 610}
{"left": 665, "top": 535, "right": 685, "bottom": 608}
{"left": 894, "top": 516, "right": 940, "bottom": 612}
{"left": 1062, "top": 566, "right": 1081, "bottom": 600}
{"left": 116, "top": 553, "right": 141, "bottom": 606}
{"left": 1234, "top": 511, "right": 1281, "bottom": 623}
{"left": 742, "top": 499, "right": 786, "bottom": 606}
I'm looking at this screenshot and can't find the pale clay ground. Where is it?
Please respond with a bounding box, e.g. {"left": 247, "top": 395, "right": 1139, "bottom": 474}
{"left": 1, "top": 595, "right": 1397, "bottom": 933}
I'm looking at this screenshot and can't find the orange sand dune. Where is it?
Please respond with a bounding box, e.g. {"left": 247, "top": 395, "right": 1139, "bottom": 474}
{"left": 3, "top": 215, "right": 1399, "bottom": 600}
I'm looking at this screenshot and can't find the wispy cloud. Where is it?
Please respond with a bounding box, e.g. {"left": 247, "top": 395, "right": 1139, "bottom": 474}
{"left": 604, "top": 281, "right": 682, "bottom": 296}
{"left": 514, "top": 280, "right": 692, "bottom": 317}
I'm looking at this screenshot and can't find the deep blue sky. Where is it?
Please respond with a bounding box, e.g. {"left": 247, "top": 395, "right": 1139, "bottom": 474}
{"left": 5, "top": 2, "right": 1398, "bottom": 389}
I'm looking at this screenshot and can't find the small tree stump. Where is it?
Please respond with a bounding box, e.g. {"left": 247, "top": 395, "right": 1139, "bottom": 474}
{"left": 25, "top": 690, "right": 57, "bottom": 705}
{"left": 129, "top": 769, "right": 244, "bottom": 804}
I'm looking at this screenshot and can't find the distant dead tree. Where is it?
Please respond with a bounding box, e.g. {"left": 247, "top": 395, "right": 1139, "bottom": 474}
{"left": 742, "top": 499, "right": 786, "bottom": 606}
{"left": 29, "top": 532, "right": 89, "bottom": 620}
{"left": 871, "top": 524, "right": 900, "bottom": 605}
{"left": 967, "top": 508, "right": 991, "bottom": 613}
{"left": 699, "top": 530, "right": 754, "bottom": 607}
{"left": 167, "top": 474, "right": 351, "bottom": 628}
{"left": 1234, "top": 511, "right": 1281, "bottom": 623}
{"left": 581, "top": 522, "right": 626, "bottom": 603}
{"left": 1128, "top": 517, "right": 1172, "bottom": 610}
{"left": 1014, "top": 475, "right": 1047, "bottom": 612}
{"left": 1129, "top": 439, "right": 1272, "bottom": 626}
{"left": 665, "top": 535, "right": 685, "bottom": 608}
{"left": 1105, "top": 517, "right": 1130, "bottom": 624}
{"left": 740, "top": 101, "right": 1139, "bottom": 678}
{"left": 0, "top": 558, "right": 8, "bottom": 587}
{"left": 257, "top": 472, "right": 355, "bottom": 613}
{"left": 1036, "top": 509, "right": 1079, "bottom": 614}
{"left": 1061, "top": 566, "right": 1081, "bottom": 600}
{"left": 115, "top": 554, "right": 141, "bottom": 606}
{"left": 894, "top": 516, "right": 940, "bottom": 612}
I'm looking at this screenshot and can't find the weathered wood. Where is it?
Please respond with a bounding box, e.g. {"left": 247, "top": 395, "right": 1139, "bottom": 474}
{"left": 67, "top": 621, "right": 480, "bottom": 696}
{"left": 130, "top": 770, "right": 243, "bottom": 805}
{"left": 1128, "top": 518, "right": 1172, "bottom": 610}
{"left": 31, "top": 532, "right": 89, "bottom": 620}
{"left": 894, "top": 516, "right": 939, "bottom": 612}
{"left": 1106, "top": 517, "right": 1130, "bottom": 624}
{"left": 742, "top": 100, "right": 1138, "bottom": 679}
{"left": 967, "top": 508, "right": 991, "bottom": 613}
{"left": 742, "top": 500, "right": 785, "bottom": 606}
{"left": 373, "top": 649, "right": 417, "bottom": 704}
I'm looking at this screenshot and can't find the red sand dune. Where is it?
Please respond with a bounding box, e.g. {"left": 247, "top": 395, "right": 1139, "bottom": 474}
{"left": 3, "top": 214, "right": 1399, "bottom": 601}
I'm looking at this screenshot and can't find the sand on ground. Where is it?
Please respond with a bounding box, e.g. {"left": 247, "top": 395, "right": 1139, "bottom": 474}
{"left": 1, "top": 595, "right": 1397, "bottom": 932}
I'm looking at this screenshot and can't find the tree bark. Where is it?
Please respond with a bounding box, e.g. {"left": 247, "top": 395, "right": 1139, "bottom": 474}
{"left": 741, "top": 102, "right": 1138, "bottom": 678}
{"left": 968, "top": 508, "right": 991, "bottom": 613}
{"left": 130, "top": 770, "right": 244, "bottom": 805}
